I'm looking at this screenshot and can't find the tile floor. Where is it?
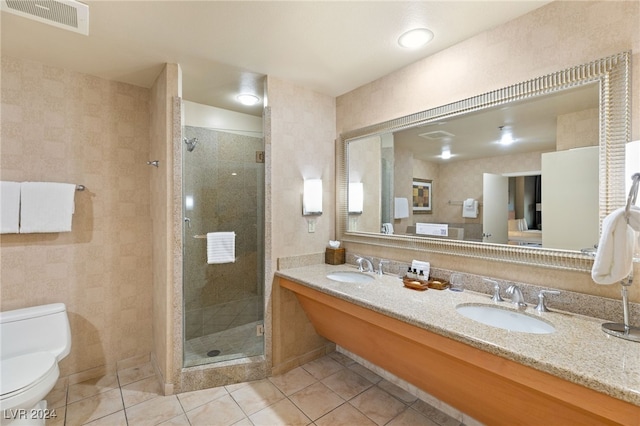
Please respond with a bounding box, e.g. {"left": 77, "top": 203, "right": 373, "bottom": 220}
{"left": 44, "top": 351, "right": 466, "bottom": 426}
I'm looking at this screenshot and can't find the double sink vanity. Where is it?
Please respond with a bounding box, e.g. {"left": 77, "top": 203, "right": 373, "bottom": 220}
{"left": 276, "top": 263, "right": 640, "bottom": 425}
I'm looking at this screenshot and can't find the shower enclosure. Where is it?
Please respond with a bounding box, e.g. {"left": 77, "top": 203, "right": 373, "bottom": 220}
{"left": 182, "top": 125, "right": 265, "bottom": 367}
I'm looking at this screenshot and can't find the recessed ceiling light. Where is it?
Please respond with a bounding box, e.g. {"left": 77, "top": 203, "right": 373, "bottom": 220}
{"left": 398, "top": 28, "right": 434, "bottom": 49}
{"left": 237, "top": 94, "right": 260, "bottom": 106}
{"left": 441, "top": 148, "right": 452, "bottom": 160}
{"left": 499, "top": 126, "right": 515, "bottom": 146}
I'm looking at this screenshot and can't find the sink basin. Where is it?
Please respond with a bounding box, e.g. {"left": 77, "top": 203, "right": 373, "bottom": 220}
{"left": 326, "top": 271, "right": 374, "bottom": 284}
{"left": 456, "top": 304, "right": 555, "bottom": 334}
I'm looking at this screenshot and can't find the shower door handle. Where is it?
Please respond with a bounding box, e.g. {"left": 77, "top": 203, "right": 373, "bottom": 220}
{"left": 184, "top": 217, "right": 191, "bottom": 228}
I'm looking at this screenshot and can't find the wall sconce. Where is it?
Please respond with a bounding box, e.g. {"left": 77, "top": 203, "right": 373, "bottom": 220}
{"left": 348, "top": 182, "right": 364, "bottom": 214}
{"left": 303, "top": 179, "right": 323, "bottom": 215}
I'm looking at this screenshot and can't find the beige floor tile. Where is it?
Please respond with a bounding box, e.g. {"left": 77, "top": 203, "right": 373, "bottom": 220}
{"left": 387, "top": 407, "right": 439, "bottom": 426}
{"left": 186, "top": 394, "right": 246, "bottom": 426}
{"left": 121, "top": 376, "right": 163, "bottom": 407}
{"left": 321, "top": 368, "right": 373, "bottom": 400}
{"left": 269, "top": 366, "right": 318, "bottom": 396}
{"left": 44, "top": 405, "right": 65, "bottom": 426}
{"left": 125, "top": 395, "right": 184, "bottom": 426}
{"left": 230, "top": 379, "right": 285, "bottom": 415}
{"left": 82, "top": 409, "right": 128, "bottom": 426}
{"left": 177, "top": 385, "right": 228, "bottom": 412}
{"left": 377, "top": 380, "right": 417, "bottom": 404}
{"left": 64, "top": 388, "right": 124, "bottom": 426}
{"left": 249, "top": 398, "right": 311, "bottom": 426}
{"left": 349, "top": 387, "right": 406, "bottom": 426}
{"left": 231, "top": 418, "right": 254, "bottom": 426}
{"left": 348, "top": 363, "right": 383, "bottom": 384}
{"left": 224, "top": 380, "right": 250, "bottom": 394}
{"left": 315, "top": 403, "right": 376, "bottom": 426}
{"left": 117, "top": 361, "right": 156, "bottom": 386}
{"left": 158, "top": 414, "right": 192, "bottom": 425}
{"left": 67, "top": 374, "right": 119, "bottom": 404}
{"left": 289, "top": 382, "right": 345, "bottom": 421}
{"left": 301, "top": 355, "right": 344, "bottom": 380}
{"left": 45, "top": 378, "right": 68, "bottom": 409}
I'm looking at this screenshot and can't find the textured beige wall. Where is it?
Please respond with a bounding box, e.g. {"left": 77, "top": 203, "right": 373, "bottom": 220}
{"left": 268, "top": 77, "right": 336, "bottom": 258}
{"left": 266, "top": 76, "right": 336, "bottom": 371}
{"left": 336, "top": 0, "right": 640, "bottom": 303}
{"left": 149, "top": 63, "right": 179, "bottom": 388}
{"left": 0, "top": 56, "right": 153, "bottom": 376}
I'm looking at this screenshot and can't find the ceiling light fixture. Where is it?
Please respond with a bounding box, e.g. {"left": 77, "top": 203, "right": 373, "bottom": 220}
{"left": 398, "top": 28, "right": 434, "bottom": 49}
{"left": 236, "top": 94, "right": 260, "bottom": 106}
{"left": 441, "top": 148, "right": 452, "bottom": 160}
{"left": 499, "top": 126, "right": 515, "bottom": 146}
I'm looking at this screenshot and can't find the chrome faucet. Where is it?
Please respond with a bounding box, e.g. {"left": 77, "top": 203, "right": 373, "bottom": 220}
{"left": 356, "top": 256, "right": 374, "bottom": 273}
{"left": 535, "top": 289, "right": 561, "bottom": 313}
{"left": 377, "top": 259, "right": 389, "bottom": 276}
{"left": 506, "top": 284, "right": 527, "bottom": 308}
{"left": 484, "top": 279, "right": 503, "bottom": 302}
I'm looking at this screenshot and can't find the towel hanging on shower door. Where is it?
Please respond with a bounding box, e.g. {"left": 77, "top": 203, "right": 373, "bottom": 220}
{"left": 206, "top": 232, "right": 236, "bottom": 264}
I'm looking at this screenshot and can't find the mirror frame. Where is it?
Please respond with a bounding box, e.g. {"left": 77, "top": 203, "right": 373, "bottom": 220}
{"left": 337, "top": 51, "right": 630, "bottom": 272}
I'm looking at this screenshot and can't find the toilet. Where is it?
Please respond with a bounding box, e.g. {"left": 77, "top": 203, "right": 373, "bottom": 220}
{"left": 0, "top": 303, "right": 71, "bottom": 426}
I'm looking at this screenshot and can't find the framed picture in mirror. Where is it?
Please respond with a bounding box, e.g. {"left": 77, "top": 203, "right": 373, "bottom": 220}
{"left": 413, "top": 179, "right": 432, "bottom": 214}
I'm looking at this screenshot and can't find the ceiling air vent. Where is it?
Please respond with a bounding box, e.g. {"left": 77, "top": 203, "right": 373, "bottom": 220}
{"left": 418, "top": 130, "right": 455, "bottom": 140}
{"left": 1, "top": 0, "right": 89, "bottom": 35}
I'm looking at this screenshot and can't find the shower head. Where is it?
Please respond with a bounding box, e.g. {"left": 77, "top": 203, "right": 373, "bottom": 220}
{"left": 184, "top": 137, "right": 198, "bottom": 152}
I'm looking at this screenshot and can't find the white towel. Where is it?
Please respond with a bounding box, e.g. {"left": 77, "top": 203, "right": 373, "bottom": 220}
{"left": 207, "top": 232, "right": 236, "bottom": 264}
{"left": 0, "top": 181, "right": 21, "bottom": 234}
{"left": 462, "top": 198, "right": 478, "bottom": 218}
{"left": 591, "top": 206, "right": 640, "bottom": 285}
{"left": 394, "top": 197, "right": 409, "bottom": 219}
{"left": 20, "top": 182, "right": 76, "bottom": 233}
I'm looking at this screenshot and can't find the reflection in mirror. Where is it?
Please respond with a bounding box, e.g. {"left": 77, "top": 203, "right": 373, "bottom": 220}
{"left": 340, "top": 52, "right": 630, "bottom": 271}
{"left": 348, "top": 84, "right": 601, "bottom": 251}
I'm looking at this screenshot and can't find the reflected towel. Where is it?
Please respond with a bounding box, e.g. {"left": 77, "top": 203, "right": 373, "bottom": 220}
{"left": 462, "top": 198, "right": 478, "bottom": 218}
{"left": 0, "top": 181, "right": 21, "bottom": 234}
{"left": 207, "top": 232, "right": 236, "bottom": 264}
{"left": 592, "top": 206, "right": 640, "bottom": 284}
{"left": 20, "top": 182, "right": 76, "bottom": 233}
{"left": 394, "top": 197, "right": 409, "bottom": 219}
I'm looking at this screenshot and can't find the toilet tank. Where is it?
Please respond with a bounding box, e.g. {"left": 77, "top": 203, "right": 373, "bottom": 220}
{"left": 0, "top": 303, "right": 71, "bottom": 361}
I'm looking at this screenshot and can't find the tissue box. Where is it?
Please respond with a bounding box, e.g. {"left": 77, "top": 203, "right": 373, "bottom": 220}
{"left": 325, "top": 247, "right": 345, "bottom": 265}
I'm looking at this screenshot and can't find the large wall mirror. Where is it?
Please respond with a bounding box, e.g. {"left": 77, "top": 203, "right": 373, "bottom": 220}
{"left": 337, "top": 52, "right": 630, "bottom": 272}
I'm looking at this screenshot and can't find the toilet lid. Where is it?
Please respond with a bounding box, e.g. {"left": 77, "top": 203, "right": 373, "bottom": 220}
{"left": 0, "top": 352, "right": 56, "bottom": 396}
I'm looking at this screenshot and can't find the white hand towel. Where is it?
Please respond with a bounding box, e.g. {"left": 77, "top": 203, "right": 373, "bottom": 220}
{"left": 20, "top": 182, "right": 76, "bottom": 233}
{"left": 462, "top": 198, "right": 478, "bottom": 218}
{"left": 0, "top": 181, "right": 21, "bottom": 234}
{"left": 394, "top": 197, "right": 409, "bottom": 219}
{"left": 592, "top": 206, "right": 640, "bottom": 285}
{"left": 207, "top": 232, "right": 236, "bottom": 264}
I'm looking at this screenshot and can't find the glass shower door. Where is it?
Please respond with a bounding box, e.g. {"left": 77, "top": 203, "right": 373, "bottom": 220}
{"left": 182, "top": 125, "right": 264, "bottom": 367}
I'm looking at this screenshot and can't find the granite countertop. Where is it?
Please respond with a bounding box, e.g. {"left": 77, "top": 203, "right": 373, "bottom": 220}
{"left": 276, "top": 263, "right": 640, "bottom": 407}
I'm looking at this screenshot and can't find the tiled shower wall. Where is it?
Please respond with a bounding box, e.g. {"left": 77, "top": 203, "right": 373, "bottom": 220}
{"left": 183, "top": 126, "right": 264, "bottom": 340}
